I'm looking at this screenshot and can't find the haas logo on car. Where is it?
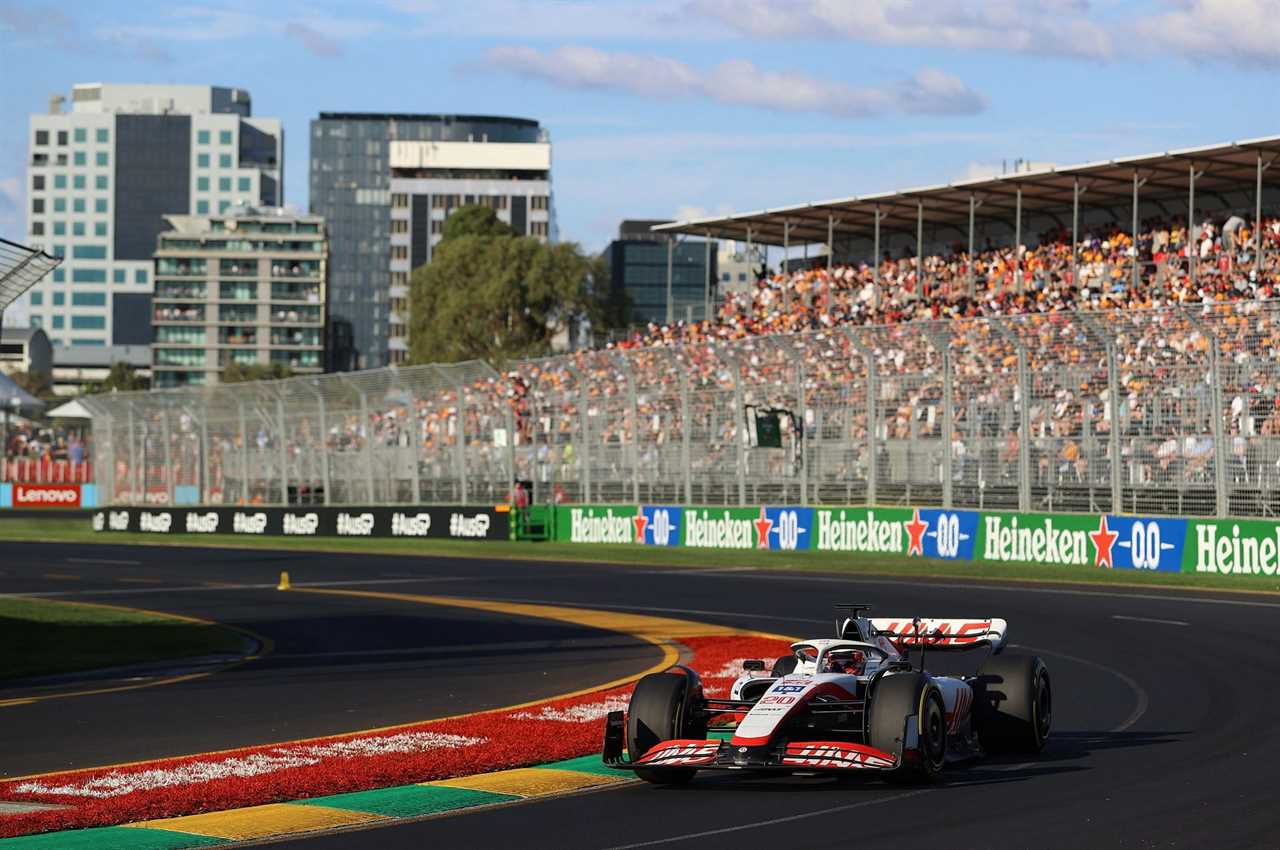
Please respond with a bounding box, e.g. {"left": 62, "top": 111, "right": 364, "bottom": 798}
{"left": 13, "top": 484, "right": 80, "bottom": 508}
{"left": 639, "top": 743, "right": 717, "bottom": 765}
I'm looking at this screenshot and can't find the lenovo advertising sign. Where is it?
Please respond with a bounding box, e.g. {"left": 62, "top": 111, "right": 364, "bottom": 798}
{"left": 93, "top": 505, "right": 509, "bottom": 541}
{"left": 13, "top": 484, "right": 82, "bottom": 508}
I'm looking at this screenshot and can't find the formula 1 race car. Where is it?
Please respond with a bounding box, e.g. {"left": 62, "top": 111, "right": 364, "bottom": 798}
{"left": 603, "top": 605, "right": 1050, "bottom": 784}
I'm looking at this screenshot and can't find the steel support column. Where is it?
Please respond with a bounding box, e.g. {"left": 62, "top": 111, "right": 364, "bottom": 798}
{"left": 1189, "top": 163, "right": 1198, "bottom": 289}
{"left": 795, "top": 363, "right": 807, "bottom": 505}
{"left": 237, "top": 400, "right": 249, "bottom": 504}
{"left": 1256, "top": 152, "right": 1271, "bottom": 280}
{"left": 578, "top": 379, "right": 591, "bottom": 503}
{"left": 1014, "top": 187, "right": 1023, "bottom": 294}
{"left": 1132, "top": 171, "right": 1143, "bottom": 291}
{"left": 315, "top": 387, "right": 331, "bottom": 505}
{"left": 665, "top": 237, "right": 674, "bottom": 324}
{"left": 703, "top": 232, "right": 712, "bottom": 322}
{"left": 916, "top": 200, "right": 925, "bottom": 298}
{"left": 1106, "top": 341, "right": 1122, "bottom": 512}
{"left": 942, "top": 349, "right": 953, "bottom": 508}
{"left": 198, "top": 405, "right": 210, "bottom": 504}
{"left": 827, "top": 215, "right": 835, "bottom": 272}
{"left": 863, "top": 349, "right": 878, "bottom": 506}
{"left": 783, "top": 221, "right": 792, "bottom": 313}
{"left": 680, "top": 372, "right": 692, "bottom": 505}
{"left": 967, "top": 194, "right": 976, "bottom": 297}
{"left": 161, "top": 406, "right": 174, "bottom": 507}
{"left": 626, "top": 369, "right": 640, "bottom": 503}
{"left": 359, "top": 390, "right": 375, "bottom": 503}
{"left": 454, "top": 382, "right": 466, "bottom": 503}
{"left": 276, "top": 397, "right": 288, "bottom": 505}
{"left": 872, "top": 206, "right": 882, "bottom": 310}
{"left": 125, "top": 404, "right": 136, "bottom": 504}
{"left": 1071, "top": 178, "right": 1080, "bottom": 289}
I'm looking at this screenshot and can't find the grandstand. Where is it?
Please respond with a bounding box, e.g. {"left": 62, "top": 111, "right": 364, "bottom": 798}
{"left": 80, "top": 136, "right": 1280, "bottom": 519}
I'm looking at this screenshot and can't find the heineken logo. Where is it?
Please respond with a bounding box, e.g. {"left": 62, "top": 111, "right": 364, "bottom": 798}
{"left": 1193, "top": 523, "right": 1280, "bottom": 575}
{"left": 685, "top": 510, "right": 754, "bottom": 549}
{"left": 569, "top": 507, "right": 633, "bottom": 544}
{"left": 982, "top": 515, "right": 1092, "bottom": 566}
{"left": 815, "top": 510, "right": 904, "bottom": 554}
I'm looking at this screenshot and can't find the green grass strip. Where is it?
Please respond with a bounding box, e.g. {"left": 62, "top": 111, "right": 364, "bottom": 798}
{"left": 293, "top": 784, "right": 517, "bottom": 818}
{"left": 0, "top": 826, "right": 225, "bottom": 849}
{"left": 0, "top": 597, "right": 245, "bottom": 682}
{"left": 4, "top": 517, "right": 1278, "bottom": 594}
{"left": 536, "top": 754, "right": 621, "bottom": 777}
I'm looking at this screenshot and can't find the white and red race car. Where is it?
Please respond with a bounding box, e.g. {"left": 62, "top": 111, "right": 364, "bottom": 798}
{"left": 603, "top": 605, "right": 1051, "bottom": 784}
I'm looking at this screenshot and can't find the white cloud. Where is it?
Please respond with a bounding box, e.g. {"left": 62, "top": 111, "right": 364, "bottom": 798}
{"left": 1137, "top": 0, "right": 1280, "bottom": 67}
{"left": 557, "top": 130, "right": 1002, "bottom": 162}
{"left": 97, "top": 5, "right": 381, "bottom": 54}
{"left": 684, "top": 0, "right": 1115, "bottom": 59}
{"left": 387, "top": 0, "right": 693, "bottom": 40}
{"left": 478, "top": 46, "right": 986, "bottom": 118}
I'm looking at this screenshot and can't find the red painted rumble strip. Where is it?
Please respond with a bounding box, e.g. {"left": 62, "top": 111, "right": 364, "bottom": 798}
{"left": 0, "top": 635, "right": 790, "bottom": 838}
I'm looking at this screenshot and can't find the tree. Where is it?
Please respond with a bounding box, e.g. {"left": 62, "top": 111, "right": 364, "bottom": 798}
{"left": 88, "top": 362, "right": 149, "bottom": 393}
{"left": 221, "top": 362, "right": 293, "bottom": 383}
{"left": 441, "top": 205, "right": 511, "bottom": 242}
{"left": 8, "top": 370, "right": 56, "bottom": 399}
{"left": 409, "top": 234, "right": 602, "bottom": 364}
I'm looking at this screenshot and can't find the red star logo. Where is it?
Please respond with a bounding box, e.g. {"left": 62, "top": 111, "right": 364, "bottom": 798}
{"left": 904, "top": 509, "right": 928, "bottom": 557}
{"left": 632, "top": 513, "right": 648, "bottom": 544}
{"left": 1090, "top": 515, "right": 1118, "bottom": 568}
{"left": 754, "top": 507, "right": 773, "bottom": 549}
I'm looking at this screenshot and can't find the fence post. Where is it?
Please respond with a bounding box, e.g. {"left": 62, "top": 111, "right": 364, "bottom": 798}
{"left": 626, "top": 367, "right": 640, "bottom": 504}
{"left": 942, "top": 348, "right": 953, "bottom": 509}
{"left": 504, "top": 401, "right": 517, "bottom": 503}
{"left": 729, "top": 354, "right": 747, "bottom": 506}
{"left": 1017, "top": 345, "right": 1032, "bottom": 512}
{"left": 161, "top": 406, "right": 174, "bottom": 507}
{"left": 276, "top": 395, "right": 289, "bottom": 505}
{"left": 453, "top": 380, "right": 466, "bottom": 504}
{"left": 796, "top": 360, "right": 808, "bottom": 505}
{"left": 237, "top": 400, "right": 249, "bottom": 504}
{"left": 359, "top": 389, "right": 375, "bottom": 503}
{"left": 680, "top": 371, "right": 692, "bottom": 505}
{"left": 198, "top": 402, "right": 210, "bottom": 504}
{"left": 578, "top": 379, "right": 591, "bottom": 503}
{"left": 1107, "top": 341, "right": 1122, "bottom": 513}
{"left": 314, "top": 386, "right": 331, "bottom": 505}
{"left": 862, "top": 348, "right": 878, "bottom": 507}
{"left": 1209, "top": 336, "right": 1228, "bottom": 518}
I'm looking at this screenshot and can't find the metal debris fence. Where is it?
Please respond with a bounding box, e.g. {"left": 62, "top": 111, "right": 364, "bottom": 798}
{"left": 81, "top": 300, "right": 1280, "bottom": 518}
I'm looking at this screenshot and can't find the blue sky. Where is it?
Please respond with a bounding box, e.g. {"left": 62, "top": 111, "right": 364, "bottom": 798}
{"left": 3, "top": 0, "right": 1280, "bottom": 252}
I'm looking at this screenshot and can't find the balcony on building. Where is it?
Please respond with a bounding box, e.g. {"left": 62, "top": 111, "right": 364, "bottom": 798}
{"left": 219, "top": 259, "right": 258, "bottom": 277}
{"left": 157, "top": 258, "right": 207, "bottom": 277}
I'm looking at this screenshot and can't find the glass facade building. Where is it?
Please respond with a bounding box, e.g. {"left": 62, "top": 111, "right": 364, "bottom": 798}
{"left": 605, "top": 221, "right": 717, "bottom": 326}
{"left": 309, "top": 114, "right": 551, "bottom": 370}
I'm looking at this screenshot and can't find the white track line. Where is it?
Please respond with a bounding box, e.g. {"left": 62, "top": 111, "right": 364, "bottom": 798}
{"left": 1011, "top": 643, "right": 1149, "bottom": 733}
{"left": 1111, "top": 614, "right": 1189, "bottom": 626}
{"left": 597, "top": 790, "right": 929, "bottom": 850}
{"left": 64, "top": 557, "right": 142, "bottom": 566}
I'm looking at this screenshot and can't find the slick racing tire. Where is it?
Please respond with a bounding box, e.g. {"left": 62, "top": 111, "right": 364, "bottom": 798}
{"left": 628, "top": 669, "right": 706, "bottom": 786}
{"left": 866, "top": 672, "right": 947, "bottom": 783}
{"left": 974, "top": 654, "right": 1051, "bottom": 754}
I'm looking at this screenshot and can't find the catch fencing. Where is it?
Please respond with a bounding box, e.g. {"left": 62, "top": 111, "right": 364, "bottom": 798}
{"left": 81, "top": 300, "right": 1280, "bottom": 518}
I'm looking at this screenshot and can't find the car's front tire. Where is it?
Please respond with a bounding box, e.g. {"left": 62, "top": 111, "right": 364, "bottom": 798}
{"left": 627, "top": 668, "right": 705, "bottom": 785}
{"left": 866, "top": 672, "right": 947, "bottom": 783}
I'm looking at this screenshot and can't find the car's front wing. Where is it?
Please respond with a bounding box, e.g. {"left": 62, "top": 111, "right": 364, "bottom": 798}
{"left": 602, "top": 711, "right": 898, "bottom": 774}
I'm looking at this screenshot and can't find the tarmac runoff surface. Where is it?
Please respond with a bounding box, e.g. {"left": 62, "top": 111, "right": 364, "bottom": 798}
{"left": 1, "top": 541, "right": 1279, "bottom": 849}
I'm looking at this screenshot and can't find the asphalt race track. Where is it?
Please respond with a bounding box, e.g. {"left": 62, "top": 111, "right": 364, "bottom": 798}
{"left": 4, "top": 540, "right": 1279, "bottom": 849}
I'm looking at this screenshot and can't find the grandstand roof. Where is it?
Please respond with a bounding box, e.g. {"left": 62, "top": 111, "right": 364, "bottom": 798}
{"left": 654, "top": 135, "right": 1280, "bottom": 247}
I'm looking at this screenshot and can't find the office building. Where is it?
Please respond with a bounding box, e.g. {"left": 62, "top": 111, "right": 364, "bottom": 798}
{"left": 24, "top": 83, "right": 283, "bottom": 350}
{"left": 0, "top": 326, "right": 53, "bottom": 377}
{"left": 604, "top": 221, "right": 716, "bottom": 326}
{"left": 51, "top": 344, "right": 151, "bottom": 397}
{"left": 150, "top": 206, "right": 326, "bottom": 388}
{"left": 310, "top": 113, "right": 552, "bottom": 369}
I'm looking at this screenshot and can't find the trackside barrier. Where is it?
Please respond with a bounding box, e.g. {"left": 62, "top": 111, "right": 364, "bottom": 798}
{"left": 91, "top": 505, "right": 510, "bottom": 541}
{"left": 552, "top": 504, "right": 1280, "bottom": 578}
{"left": 1, "top": 482, "right": 96, "bottom": 509}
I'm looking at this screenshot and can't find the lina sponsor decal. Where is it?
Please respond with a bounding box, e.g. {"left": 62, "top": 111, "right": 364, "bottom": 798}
{"left": 448, "top": 512, "right": 491, "bottom": 538}
{"left": 684, "top": 508, "right": 756, "bottom": 549}
{"left": 282, "top": 512, "right": 320, "bottom": 536}
{"left": 13, "top": 483, "right": 81, "bottom": 508}
{"left": 185, "top": 511, "right": 219, "bottom": 533}
{"left": 1190, "top": 521, "right": 1280, "bottom": 576}
{"left": 337, "top": 512, "right": 375, "bottom": 536}
{"left": 391, "top": 512, "right": 432, "bottom": 537}
{"left": 566, "top": 506, "right": 635, "bottom": 544}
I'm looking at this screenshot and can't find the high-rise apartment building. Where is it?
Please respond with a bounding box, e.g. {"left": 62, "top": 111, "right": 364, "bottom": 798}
{"left": 309, "top": 114, "right": 552, "bottom": 370}
{"left": 23, "top": 83, "right": 282, "bottom": 351}
{"left": 150, "top": 207, "right": 326, "bottom": 388}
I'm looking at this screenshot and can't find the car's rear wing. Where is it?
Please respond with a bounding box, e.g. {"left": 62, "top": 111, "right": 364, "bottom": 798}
{"left": 870, "top": 618, "right": 1007, "bottom": 652}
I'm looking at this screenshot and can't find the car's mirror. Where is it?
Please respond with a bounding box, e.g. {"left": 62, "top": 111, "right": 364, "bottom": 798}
{"left": 742, "top": 659, "right": 765, "bottom": 671}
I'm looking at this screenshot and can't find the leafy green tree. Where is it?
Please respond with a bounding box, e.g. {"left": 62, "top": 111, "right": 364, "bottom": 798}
{"left": 441, "top": 205, "right": 512, "bottom": 242}
{"left": 221, "top": 362, "right": 293, "bottom": 383}
{"left": 8, "top": 370, "right": 57, "bottom": 399}
{"left": 89, "top": 362, "right": 149, "bottom": 393}
{"left": 409, "top": 235, "right": 602, "bottom": 364}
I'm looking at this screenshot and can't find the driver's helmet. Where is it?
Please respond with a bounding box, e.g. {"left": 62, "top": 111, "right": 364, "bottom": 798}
{"left": 821, "top": 648, "right": 866, "bottom": 675}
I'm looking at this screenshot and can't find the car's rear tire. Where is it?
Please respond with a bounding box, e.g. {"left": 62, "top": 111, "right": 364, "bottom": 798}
{"left": 627, "top": 669, "right": 705, "bottom": 785}
{"left": 866, "top": 672, "right": 946, "bottom": 783}
{"left": 974, "top": 654, "right": 1051, "bottom": 753}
